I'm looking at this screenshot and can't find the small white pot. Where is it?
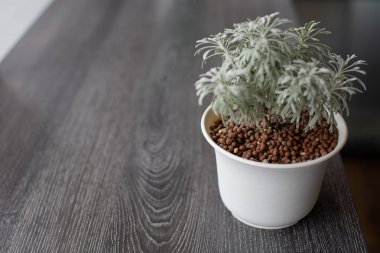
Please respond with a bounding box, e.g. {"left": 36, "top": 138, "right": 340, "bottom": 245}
{"left": 201, "top": 105, "right": 348, "bottom": 229}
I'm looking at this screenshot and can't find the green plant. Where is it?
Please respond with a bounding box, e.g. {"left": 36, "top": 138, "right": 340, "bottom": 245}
{"left": 195, "top": 13, "right": 366, "bottom": 130}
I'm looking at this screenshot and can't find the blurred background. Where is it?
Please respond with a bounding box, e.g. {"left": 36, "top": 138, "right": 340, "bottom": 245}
{"left": 0, "top": 0, "right": 379, "bottom": 251}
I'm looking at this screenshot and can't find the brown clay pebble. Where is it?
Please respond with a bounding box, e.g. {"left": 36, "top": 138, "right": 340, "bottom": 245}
{"left": 209, "top": 112, "right": 338, "bottom": 164}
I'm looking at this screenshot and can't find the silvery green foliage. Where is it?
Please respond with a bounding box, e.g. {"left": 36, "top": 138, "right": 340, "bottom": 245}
{"left": 194, "top": 13, "right": 366, "bottom": 130}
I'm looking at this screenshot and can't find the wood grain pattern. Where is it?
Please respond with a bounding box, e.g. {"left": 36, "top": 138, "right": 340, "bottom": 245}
{"left": 0, "top": 0, "right": 367, "bottom": 252}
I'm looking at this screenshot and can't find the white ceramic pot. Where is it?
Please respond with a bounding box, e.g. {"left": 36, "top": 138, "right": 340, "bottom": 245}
{"left": 201, "top": 105, "right": 348, "bottom": 229}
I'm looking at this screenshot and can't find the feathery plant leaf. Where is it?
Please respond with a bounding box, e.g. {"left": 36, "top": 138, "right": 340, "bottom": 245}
{"left": 277, "top": 59, "right": 334, "bottom": 130}
{"left": 194, "top": 13, "right": 366, "bottom": 131}
{"left": 325, "top": 54, "right": 366, "bottom": 120}
{"left": 195, "top": 33, "right": 235, "bottom": 68}
{"left": 288, "top": 21, "right": 331, "bottom": 60}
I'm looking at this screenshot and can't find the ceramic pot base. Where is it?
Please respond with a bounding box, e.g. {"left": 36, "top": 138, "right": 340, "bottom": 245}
{"left": 231, "top": 212, "right": 299, "bottom": 230}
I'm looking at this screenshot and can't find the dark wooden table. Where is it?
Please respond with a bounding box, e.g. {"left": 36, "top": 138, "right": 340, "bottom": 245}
{"left": 0, "top": 0, "right": 367, "bottom": 252}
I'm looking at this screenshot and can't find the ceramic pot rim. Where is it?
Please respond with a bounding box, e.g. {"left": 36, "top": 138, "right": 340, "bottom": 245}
{"left": 201, "top": 105, "right": 348, "bottom": 170}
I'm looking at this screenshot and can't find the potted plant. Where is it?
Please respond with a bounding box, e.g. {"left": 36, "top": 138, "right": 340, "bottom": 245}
{"left": 195, "top": 13, "right": 366, "bottom": 229}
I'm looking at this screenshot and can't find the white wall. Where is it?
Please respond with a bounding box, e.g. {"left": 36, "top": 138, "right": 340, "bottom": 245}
{"left": 0, "top": 0, "right": 54, "bottom": 63}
